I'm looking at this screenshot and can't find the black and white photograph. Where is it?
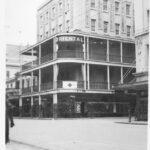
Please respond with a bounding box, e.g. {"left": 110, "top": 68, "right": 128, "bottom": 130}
{"left": 1, "top": 0, "right": 149, "bottom": 149}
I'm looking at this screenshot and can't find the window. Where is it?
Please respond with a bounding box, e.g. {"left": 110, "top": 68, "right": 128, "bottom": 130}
{"left": 6, "top": 71, "right": 10, "bottom": 79}
{"left": 91, "top": 0, "right": 95, "bottom": 8}
{"left": 91, "top": 19, "right": 96, "bottom": 31}
{"left": 52, "top": 7, "right": 55, "bottom": 18}
{"left": 115, "top": 23, "right": 120, "bottom": 35}
{"left": 59, "top": 24, "right": 62, "bottom": 32}
{"left": 126, "top": 4, "right": 130, "bottom": 15}
{"left": 103, "top": 0, "right": 108, "bottom": 11}
{"left": 66, "top": 20, "right": 70, "bottom": 32}
{"left": 66, "top": 0, "right": 69, "bottom": 11}
{"left": 46, "top": 11, "right": 48, "bottom": 21}
{"left": 46, "top": 31, "right": 48, "bottom": 38}
{"left": 115, "top": 1, "right": 119, "bottom": 13}
{"left": 52, "top": 28, "right": 55, "bottom": 34}
{"left": 59, "top": 2, "right": 63, "bottom": 15}
{"left": 147, "top": 10, "right": 149, "bottom": 27}
{"left": 104, "top": 21, "right": 108, "bottom": 33}
{"left": 40, "top": 15, "right": 43, "bottom": 23}
{"left": 11, "top": 83, "right": 13, "bottom": 88}
{"left": 127, "top": 26, "right": 131, "bottom": 37}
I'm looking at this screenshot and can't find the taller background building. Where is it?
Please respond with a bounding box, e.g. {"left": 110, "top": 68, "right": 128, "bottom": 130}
{"left": 37, "top": 0, "right": 135, "bottom": 41}
{"left": 19, "top": 0, "right": 136, "bottom": 118}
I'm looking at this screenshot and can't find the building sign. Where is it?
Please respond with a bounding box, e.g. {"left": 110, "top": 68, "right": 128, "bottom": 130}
{"left": 56, "top": 36, "right": 84, "bottom": 43}
{"left": 63, "top": 81, "right": 77, "bottom": 89}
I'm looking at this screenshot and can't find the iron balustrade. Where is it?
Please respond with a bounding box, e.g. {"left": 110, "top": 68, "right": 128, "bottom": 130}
{"left": 90, "top": 82, "right": 108, "bottom": 90}
{"left": 33, "top": 85, "right": 39, "bottom": 92}
{"left": 22, "top": 62, "right": 33, "bottom": 71}
{"left": 89, "top": 52, "right": 107, "bottom": 61}
{"left": 109, "top": 54, "right": 121, "bottom": 63}
{"left": 40, "top": 82, "right": 53, "bottom": 91}
{"left": 22, "top": 87, "right": 31, "bottom": 94}
{"left": 33, "top": 59, "right": 39, "bottom": 67}
{"left": 40, "top": 54, "right": 53, "bottom": 64}
{"left": 123, "top": 56, "right": 135, "bottom": 64}
{"left": 57, "top": 50, "right": 84, "bottom": 59}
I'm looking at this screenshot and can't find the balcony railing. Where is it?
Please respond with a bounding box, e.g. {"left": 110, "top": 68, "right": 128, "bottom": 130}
{"left": 40, "top": 54, "right": 53, "bottom": 64}
{"left": 33, "top": 59, "right": 39, "bottom": 67}
{"left": 109, "top": 54, "right": 121, "bottom": 63}
{"left": 57, "top": 50, "right": 84, "bottom": 59}
{"left": 89, "top": 52, "right": 107, "bottom": 61}
{"left": 90, "top": 82, "right": 107, "bottom": 90}
{"left": 123, "top": 56, "right": 135, "bottom": 64}
{"left": 40, "top": 82, "right": 53, "bottom": 91}
{"left": 22, "top": 87, "right": 31, "bottom": 94}
{"left": 33, "top": 85, "right": 39, "bottom": 92}
{"left": 22, "top": 62, "right": 33, "bottom": 70}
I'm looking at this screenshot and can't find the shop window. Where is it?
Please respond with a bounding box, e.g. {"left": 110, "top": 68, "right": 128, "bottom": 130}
{"left": 127, "top": 25, "right": 131, "bottom": 37}
{"left": 103, "top": 0, "right": 108, "bottom": 11}
{"left": 91, "top": 19, "right": 96, "bottom": 31}
{"left": 104, "top": 21, "right": 108, "bottom": 33}
{"left": 115, "top": 1, "right": 119, "bottom": 13}
{"left": 126, "top": 4, "right": 130, "bottom": 16}
{"left": 115, "top": 23, "right": 120, "bottom": 35}
{"left": 91, "top": 0, "right": 95, "bottom": 8}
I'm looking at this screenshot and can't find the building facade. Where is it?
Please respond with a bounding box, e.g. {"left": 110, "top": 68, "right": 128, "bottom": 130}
{"left": 134, "top": 0, "right": 149, "bottom": 120}
{"left": 37, "top": 0, "right": 134, "bottom": 42}
{"left": 19, "top": 0, "right": 136, "bottom": 118}
{"left": 114, "top": 0, "right": 149, "bottom": 121}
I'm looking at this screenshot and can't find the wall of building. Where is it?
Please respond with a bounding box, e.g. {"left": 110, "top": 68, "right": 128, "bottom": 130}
{"left": 37, "top": 0, "right": 134, "bottom": 42}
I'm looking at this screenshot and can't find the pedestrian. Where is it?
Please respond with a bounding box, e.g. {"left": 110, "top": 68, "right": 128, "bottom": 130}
{"left": 5, "top": 95, "right": 15, "bottom": 144}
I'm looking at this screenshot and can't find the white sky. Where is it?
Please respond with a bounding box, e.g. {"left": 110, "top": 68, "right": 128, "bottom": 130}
{"left": 5, "top": 0, "right": 46, "bottom": 46}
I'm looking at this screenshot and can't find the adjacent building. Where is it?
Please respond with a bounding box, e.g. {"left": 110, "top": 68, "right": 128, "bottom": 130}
{"left": 114, "top": 0, "right": 149, "bottom": 120}
{"left": 19, "top": 0, "right": 136, "bottom": 118}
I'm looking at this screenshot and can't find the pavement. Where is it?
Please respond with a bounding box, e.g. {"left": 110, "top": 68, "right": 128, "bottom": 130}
{"left": 7, "top": 117, "right": 148, "bottom": 150}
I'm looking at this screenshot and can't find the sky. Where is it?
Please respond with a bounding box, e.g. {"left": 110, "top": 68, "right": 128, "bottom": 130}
{"left": 5, "top": 0, "right": 47, "bottom": 46}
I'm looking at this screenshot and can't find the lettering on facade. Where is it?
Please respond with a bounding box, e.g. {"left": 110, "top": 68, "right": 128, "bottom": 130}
{"left": 56, "top": 36, "right": 84, "bottom": 43}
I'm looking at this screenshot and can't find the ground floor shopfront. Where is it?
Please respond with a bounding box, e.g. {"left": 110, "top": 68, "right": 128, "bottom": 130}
{"left": 15, "top": 93, "right": 136, "bottom": 118}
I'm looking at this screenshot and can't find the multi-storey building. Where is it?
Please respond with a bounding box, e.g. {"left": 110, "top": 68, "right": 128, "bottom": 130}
{"left": 115, "top": 0, "right": 149, "bottom": 120}
{"left": 19, "top": 0, "right": 136, "bottom": 118}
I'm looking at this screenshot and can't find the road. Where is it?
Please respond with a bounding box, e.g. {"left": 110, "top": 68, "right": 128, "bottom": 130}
{"left": 7, "top": 118, "right": 147, "bottom": 150}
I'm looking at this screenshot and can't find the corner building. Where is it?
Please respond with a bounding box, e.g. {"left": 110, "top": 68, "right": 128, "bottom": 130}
{"left": 20, "top": 0, "right": 136, "bottom": 118}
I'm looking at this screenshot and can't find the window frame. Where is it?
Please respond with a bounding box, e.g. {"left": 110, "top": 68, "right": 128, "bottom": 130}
{"left": 104, "top": 21, "right": 108, "bottom": 33}
{"left": 115, "top": 1, "right": 119, "bottom": 13}
{"left": 103, "top": 0, "right": 108, "bottom": 11}
{"left": 126, "top": 4, "right": 130, "bottom": 16}
{"left": 91, "top": 0, "right": 96, "bottom": 8}
{"left": 115, "top": 23, "right": 120, "bottom": 35}
{"left": 127, "top": 25, "right": 131, "bottom": 37}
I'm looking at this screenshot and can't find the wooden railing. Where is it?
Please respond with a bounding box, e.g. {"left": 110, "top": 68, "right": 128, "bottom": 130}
{"left": 40, "top": 82, "right": 53, "bottom": 91}
{"left": 89, "top": 82, "right": 107, "bottom": 90}
{"left": 89, "top": 52, "right": 107, "bottom": 61}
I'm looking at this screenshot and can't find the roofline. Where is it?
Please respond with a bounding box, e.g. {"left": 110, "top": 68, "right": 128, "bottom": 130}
{"left": 37, "top": 0, "right": 52, "bottom": 11}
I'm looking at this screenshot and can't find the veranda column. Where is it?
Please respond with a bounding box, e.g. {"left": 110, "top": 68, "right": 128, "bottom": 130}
{"left": 87, "top": 37, "right": 89, "bottom": 60}
{"left": 121, "top": 67, "right": 123, "bottom": 84}
{"left": 87, "top": 64, "right": 90, "bottom": 89}
{"left": 53, "top": 37, "right": 58, "bottom": 59}
{"left": 53, "top": 64, "right": 59, "bottom": 89}
{"left": 107, "top": 40, "right": 109, "bottom": 62}
{"left": 107, "top": 66, "right": 110, "bottom": 90}
{"left": 39, "top": 95, "right": 42, "bottom": 118}
{"left": 39, "top": 44, "right": 41, "bottom": 64}
{"left": 120, "top": 42, "right": 123, "bottom": 63}
{"left": 19, "top": 97, "right": 22, "bottom": 117}
{"left": 82, "top": 64, "right": 86, "bottom": 89}
{"left": 31, "top": 96, "right": 33, "bottom": 117}
{"left": 53, "top": 94, "right": 58, "bottom": 119}
{"left": 31, "top": 72, "right": 33, "bottom": 93}
{"left": 39, "top": 69, "right": 41, "bottom": 92}
{"left": 83, "top": 36, "right": 86, "bottom": 59}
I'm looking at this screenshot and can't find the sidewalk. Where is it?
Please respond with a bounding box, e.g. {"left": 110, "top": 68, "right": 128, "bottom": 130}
{"left": 9, "top": 118, "right": 148, "bottom": 150}
{"left": 6, "top": 141, "right": 47, "bottom": 150}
